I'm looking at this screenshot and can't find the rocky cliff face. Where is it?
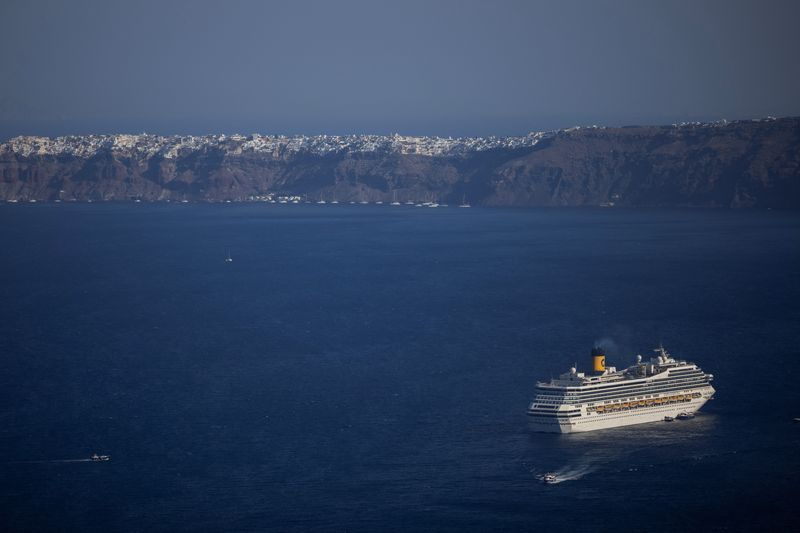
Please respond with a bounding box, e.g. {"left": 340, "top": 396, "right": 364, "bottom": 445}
{"left": 1, "top": 118, "right": 798, "bottom": 207}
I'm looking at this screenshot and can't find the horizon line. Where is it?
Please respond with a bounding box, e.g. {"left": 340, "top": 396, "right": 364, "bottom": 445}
{"left": 2, "top": 115, "right": 795, "bottom": 143}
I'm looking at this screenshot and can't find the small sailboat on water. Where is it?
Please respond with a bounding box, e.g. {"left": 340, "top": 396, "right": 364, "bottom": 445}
{"left": 458, "top": 194, "right": 471, "bottom": 208}
{"left": 225, "top": 250, "right": 233, "bottom": 263}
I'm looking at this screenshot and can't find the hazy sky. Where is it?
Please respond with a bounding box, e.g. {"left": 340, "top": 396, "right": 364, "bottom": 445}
{"left": 1, "top": 0, "right": 799, "bottom": 138}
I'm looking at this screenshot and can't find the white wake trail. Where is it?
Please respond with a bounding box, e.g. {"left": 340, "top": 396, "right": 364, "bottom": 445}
{"left": 7, "top": 458, "right": 95, "bottom": 464}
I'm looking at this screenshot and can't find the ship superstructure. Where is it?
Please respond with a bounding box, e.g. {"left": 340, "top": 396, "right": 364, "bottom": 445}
{"left": 527, "top": 346, "right": 715, "bottom": 433}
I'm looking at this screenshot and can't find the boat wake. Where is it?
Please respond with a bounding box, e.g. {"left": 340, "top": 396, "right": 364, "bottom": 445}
{"left": 8, "top": 454, "right": 110, "bottom": 465}
{"left": 7, "top": 458, "right": 95, "bottom": 464}
{"left": 552, "top": 464, "right": 596, "bottom": 483}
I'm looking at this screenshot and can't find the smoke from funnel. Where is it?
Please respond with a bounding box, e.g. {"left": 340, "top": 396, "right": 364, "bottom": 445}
{"left": 593, "top": 337, "right": 619, "bottom": 354}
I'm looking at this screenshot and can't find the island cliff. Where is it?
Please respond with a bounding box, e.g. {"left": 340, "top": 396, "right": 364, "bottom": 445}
{"left": 1, "top": 117, "right": 798, "bottom": 208}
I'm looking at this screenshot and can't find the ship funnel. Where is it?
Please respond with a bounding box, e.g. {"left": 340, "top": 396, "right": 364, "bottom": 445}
{"left": 591, "top": 346, "right": 606, "bottom": 374}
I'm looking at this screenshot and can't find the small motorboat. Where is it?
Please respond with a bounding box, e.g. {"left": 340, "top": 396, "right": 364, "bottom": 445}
{"left": 542, "top": 473, "right": 557, "bottom": 484}
{"left": 664, "top": 416, "right": 675, "bottom": 422}
{"left": 90, "top": 454, "right": 110, "bottom": 462}
{"left": 677, "top": 412, "right": 695, "bottom": 420}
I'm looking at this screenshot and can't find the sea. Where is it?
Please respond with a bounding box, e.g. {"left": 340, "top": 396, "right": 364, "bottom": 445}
{"left": 1, "top": 203, "right": 799, "bottom": 532}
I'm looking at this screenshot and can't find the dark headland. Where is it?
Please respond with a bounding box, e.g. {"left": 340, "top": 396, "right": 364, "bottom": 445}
{"left": 1, "top": 117, "right": 798, "bottom": 208}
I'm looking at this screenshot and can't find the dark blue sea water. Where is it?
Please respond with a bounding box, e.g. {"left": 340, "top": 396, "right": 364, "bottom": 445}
{"left": 1, "top": 204, "right": 799, "bottom": 532}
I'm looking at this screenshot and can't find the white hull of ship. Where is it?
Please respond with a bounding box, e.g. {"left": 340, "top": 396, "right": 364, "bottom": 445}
{"left": 529, "top": 387, "right": 715, "bottom": 434}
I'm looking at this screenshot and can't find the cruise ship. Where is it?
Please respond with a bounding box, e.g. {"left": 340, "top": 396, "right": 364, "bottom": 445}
{"left": 527, "top": 346, "right": 715, "bottom": 433}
